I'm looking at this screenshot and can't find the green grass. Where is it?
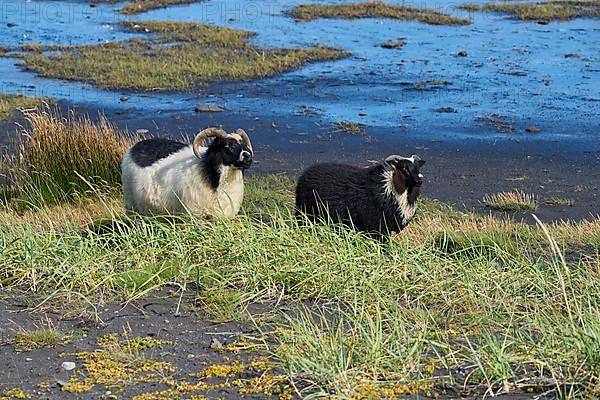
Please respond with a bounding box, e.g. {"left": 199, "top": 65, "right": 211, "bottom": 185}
{"left": 290, "top": 1, "right": 471, "bottom": 25}
{"left": 0, "top": 110, "right": 598, "bottom": 398}
{"left": 196, "top": 288, "right": 245, "bottom": 322}
{"left": 15, "top": 327, "right": 64, "bottom": 351}
{"left": 0, "top": 94, "right": 48, "bottom": 120}
{"left": 460, "top": 0, "right": 600, "bottom": 22}
{"left": 0, "top": 189, "right": 598, "bottom": 397}
{"left": 20, "top": 21, "right": 349, "bottom": 92}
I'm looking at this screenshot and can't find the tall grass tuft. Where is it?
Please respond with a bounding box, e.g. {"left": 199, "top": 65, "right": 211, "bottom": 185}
{"left": 483, "top": 190, "right": 537, "bottom": 212}
{"left": 3, "top": 107, "right": 138, "bottom": 206}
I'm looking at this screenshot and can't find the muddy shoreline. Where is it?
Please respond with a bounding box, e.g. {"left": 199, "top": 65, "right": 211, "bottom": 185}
{"left": 1, "top": 100, "right": 599, "bottom": 222}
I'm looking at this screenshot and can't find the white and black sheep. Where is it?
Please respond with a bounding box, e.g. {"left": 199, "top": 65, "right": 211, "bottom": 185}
{"left": 295, "top": 154, "right": 425, "bottom": 238}
{"left": 121, "top": 127, "right": 253, "bottom": 217}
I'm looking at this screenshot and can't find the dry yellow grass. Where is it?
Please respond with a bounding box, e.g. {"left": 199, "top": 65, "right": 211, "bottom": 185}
{"left": 3, "top": 106, "right": 139, "bottom": 205}
{"left": 483, "top": 190, "right": 538, "bottom": 211}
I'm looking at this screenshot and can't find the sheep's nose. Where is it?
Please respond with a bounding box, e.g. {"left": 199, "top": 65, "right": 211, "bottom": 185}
{"left": 238, "top": 150, "right": 252, "bottom": 163}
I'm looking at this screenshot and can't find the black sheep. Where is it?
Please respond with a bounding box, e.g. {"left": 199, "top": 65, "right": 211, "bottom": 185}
{"left": 295, "top": 155, "right": 425, "bottom": 238}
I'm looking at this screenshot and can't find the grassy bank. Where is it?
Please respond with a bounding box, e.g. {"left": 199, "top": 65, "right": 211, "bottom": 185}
{"left": 290, "top": 1, "right": 470, "bottom": 25}
{"left": 20, "top": 21, "right": 348, "bottom": 91}
{"left": 0, "top": 94, "right": 48, "bottom": 120}
{"left": 0, "top": 110, "right": 598, "bottom": 398}
{"left": 460, "top": 0, "right": 600, "bottom": 22}
{"left": 121, "top": 0, "right": 204, "bottom": 15}
{"left": 93, "top": 0, "right": 205, "bottom": 15}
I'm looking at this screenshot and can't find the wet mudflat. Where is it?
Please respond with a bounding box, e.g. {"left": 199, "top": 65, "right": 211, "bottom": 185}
{"left": 0, "top": 0, "right": 598, "bottom": 140}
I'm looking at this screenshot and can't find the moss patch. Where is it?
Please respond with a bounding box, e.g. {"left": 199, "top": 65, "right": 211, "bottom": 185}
{"left": 290, "top": 1, "right": 470, "bottom": 25}
{"left": 20, "top": 21, "right": 349, "bottom": 92}
{"left": 61, "top": 334, "right": 174, "bottom": 393}
{"left": 460, "top": 0, "right": 600, "bottom": 22}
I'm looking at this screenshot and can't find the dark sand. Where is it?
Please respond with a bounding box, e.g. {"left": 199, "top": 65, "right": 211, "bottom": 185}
{"left": 2, "top": 102, "right": 599, "bottom": 222}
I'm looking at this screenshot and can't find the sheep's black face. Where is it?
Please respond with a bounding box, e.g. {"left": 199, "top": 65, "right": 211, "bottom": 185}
{"left": 215, "top": 137, "right": 253, "bottom": 170}
{"left": 386, "top": 155, "right": 425, "bottom": 192}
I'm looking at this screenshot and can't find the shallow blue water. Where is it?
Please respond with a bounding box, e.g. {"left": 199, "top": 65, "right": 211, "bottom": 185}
{"left": 0, "top": 0, "right": 599, "bottom": 141}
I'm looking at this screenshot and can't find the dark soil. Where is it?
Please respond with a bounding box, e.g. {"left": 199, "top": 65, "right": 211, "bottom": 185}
{"left": 0, "top": 289, "right": 293, "bottom": 399}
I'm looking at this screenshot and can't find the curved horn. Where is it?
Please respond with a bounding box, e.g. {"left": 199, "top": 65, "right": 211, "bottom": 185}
{"left": 192, "top": 128, "right": 228, "bottom": 160}
{"left": 235, "top": 128, "right": 253, "bottom": 154}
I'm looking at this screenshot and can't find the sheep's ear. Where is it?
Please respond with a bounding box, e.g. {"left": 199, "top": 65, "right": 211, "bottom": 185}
{"left": 385, "top": 155, "right": 402, "bottom": 168}
{"left": 411, "top": 154, "right": 425, "bottom": 168}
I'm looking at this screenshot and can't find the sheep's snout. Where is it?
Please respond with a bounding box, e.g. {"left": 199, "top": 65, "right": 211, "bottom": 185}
{"left": 414, "top": 173, "right": 424, "bottom": 186}
{"left": 235, "top": 149, "right": 253, "bottom": 169}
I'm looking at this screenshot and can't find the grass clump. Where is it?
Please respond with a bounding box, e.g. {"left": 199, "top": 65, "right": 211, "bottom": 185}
{"left": 15, "top": 328, "right": 63, "bottom": 351}
{"left": 331, "top": 121, "right": 367, "bottom": 135}
{"left": 21, "top": 21, "right": 349, "bottom": 91}
{"left": 2, "top": 106, "right": 138, "bottom": 206}
{"left": 545, "top": 196, "right": 574, "bottom": 206}
{"left": 0, "top": 94, "right": 48, "bottom": 120}
{"left": 483, "top": 190, "right": 538, "bottom": 211}
{"left": 196, "top": 288, "right": 245, "bottom": 322}
{"left": 460, "top": 0, "right": 600, "bottom": 22}
{"left": 290, "top": 1, "right": 470, "bottom": 25}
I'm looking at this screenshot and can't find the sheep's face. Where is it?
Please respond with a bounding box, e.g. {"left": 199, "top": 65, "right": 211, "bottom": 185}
{"left": 214, "top": 135, "right": 253, "bottom": 169}
{"left": 385, "top": 154, "right": 425, "bottom": 192}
